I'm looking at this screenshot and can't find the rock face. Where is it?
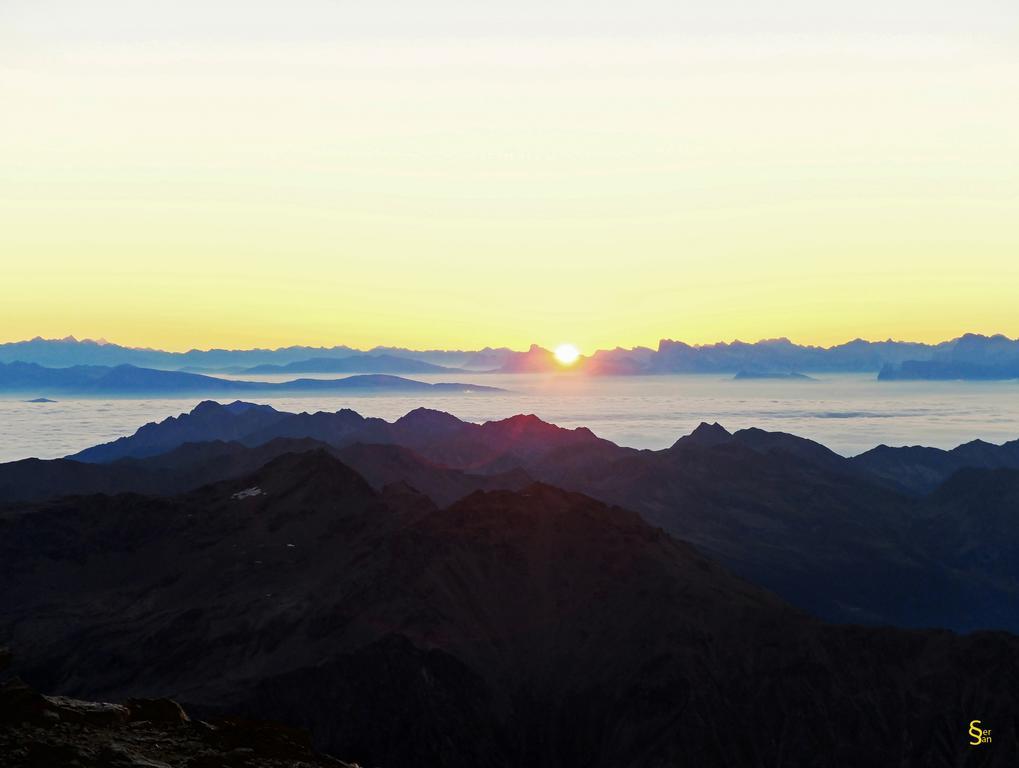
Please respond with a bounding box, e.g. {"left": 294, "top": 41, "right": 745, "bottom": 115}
{"left": 0, "top": 676, "right": 355, "bottom": 768}
{"left": 126, "top": 698, "right": 191, "bottom": 724}
{"left": 3, "top": 453, "right": 1019, "bottom": 767}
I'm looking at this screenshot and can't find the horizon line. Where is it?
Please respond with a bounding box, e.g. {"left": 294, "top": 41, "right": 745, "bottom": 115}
{"left": 1, "top": 331, "right": 1016, "bottom": 358}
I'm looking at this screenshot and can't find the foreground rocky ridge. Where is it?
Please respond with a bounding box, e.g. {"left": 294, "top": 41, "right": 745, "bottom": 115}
{"left": 0, "top": 650, "right": 355, "bottom": 768}
{"left": 3, "top": 455, "right": 1018, "bottom": 766}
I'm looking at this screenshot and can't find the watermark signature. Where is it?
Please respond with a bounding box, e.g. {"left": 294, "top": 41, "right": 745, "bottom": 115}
{"left": 968, "top": 720, "right": 991, "bottom": 746}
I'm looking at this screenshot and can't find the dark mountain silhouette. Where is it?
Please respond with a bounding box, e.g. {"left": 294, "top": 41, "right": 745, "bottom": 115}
{"left": 912, "top": 468, "right": 1019, "bottom": 593}
{"left": 239, "top": 354, "right": 468, "bottom": 375}
{"left": 0, "top": 362, "right": 503, "bottom": 397}
{"left": 69, "top": 402, "right": 609, "bottom": 470}
{"left": 535, "top": 425, "right": 1019, "bottom": 632}
{"left": 852, "top": 437, "right": 1019, "bottom": 494}
{"left": 3, "top": 453, "right": 1018, "bottom": 767}
{"left": 1, "top": 436, "right": 532, "bottom": 509}
{"left": 723, "top": 425, "right": 850, "bottom": 471}
{"left": 0, "top": 456, "right": 166, "bottom": 502}
{"left": 0, "top": 437, "right": 326, "bottom": 503}
{"left": 70, "top": 401, "right": 291, "bottom": 461}
{"left": 47, "top": 401, "right": 1019, "bottom": 631}
{"left": 1, "top": 435, "right": 533, "bottom": 509}
{"left": 333, "top": 442, "right": 533, "bottom": 506}
{"left": 671, "top": 420, "right": 733, "bottom": 448}
{"left": 396, "top": 412, "right": 611, "bottom": 473}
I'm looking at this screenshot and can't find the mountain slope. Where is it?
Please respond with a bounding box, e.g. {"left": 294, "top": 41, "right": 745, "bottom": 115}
{"left": 913, "top": 467, "right": 1019, "bottom": 600}
{"left": 531, "top": 424, "right": 1019, "bottom": 632}
{"left": 2, "top": 453, "right": 1018, "bottom": 767}
{"left": 4, "top": 436, "right": 528, "bottom": 510}
{"left": 852, "top": 438, "right": 1019, "bottom": 494}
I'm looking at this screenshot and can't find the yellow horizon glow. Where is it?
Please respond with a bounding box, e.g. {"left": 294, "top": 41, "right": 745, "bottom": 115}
{"left": 2, "top": 2, "right": 1018, "bottom": 353}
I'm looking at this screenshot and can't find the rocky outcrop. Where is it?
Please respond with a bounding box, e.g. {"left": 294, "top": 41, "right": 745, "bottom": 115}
{"left": 0, "top": 675, "right": 355, "bottom": 768}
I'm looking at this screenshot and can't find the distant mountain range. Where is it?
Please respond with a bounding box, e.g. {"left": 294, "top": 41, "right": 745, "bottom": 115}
{"left": 5, "top": 333, "right": 1019, "bottom": 378}
{"left": 0, "top": 361, "right": 503, "bottom": 397}
{"left": 231, "top": 353, "right": 466, "bottom": 375}
{"left": 0, "top": 336, "right": 507, "bottom": 371}
{"left": 878, "top": 333, "right": 1019, "bottom": 380}
{"left": 4, "top": 434, "right": 1019, "bottom": 765}
{"left": 479, "top": 334, "right": 1019, "bottom": 377}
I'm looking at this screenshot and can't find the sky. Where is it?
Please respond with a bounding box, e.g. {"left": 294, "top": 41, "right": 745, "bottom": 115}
{"left": 1, "top": 0, "right": 1017, "bottom": 353}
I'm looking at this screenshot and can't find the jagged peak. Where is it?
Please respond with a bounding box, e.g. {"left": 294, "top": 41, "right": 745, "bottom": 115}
{"left": 327, "top": 407, "right": 366, "bottom": 421}
{"left": 189, "top": 400, "right": 224, "bottom": 414}
{"left": 672, "top": 421, "right": 732, "bottom": 449}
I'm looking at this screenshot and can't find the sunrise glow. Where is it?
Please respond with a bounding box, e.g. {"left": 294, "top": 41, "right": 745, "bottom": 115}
{"left": 554, "top": 344, "right": 580, "bottom": 366}
{"left": 1, "top": 2, "right": 1017, "bottom": 352}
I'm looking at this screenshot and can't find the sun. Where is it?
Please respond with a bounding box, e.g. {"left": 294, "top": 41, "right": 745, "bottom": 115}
{"left": 554, "top": 343, "right": 581, "bottom": 366}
